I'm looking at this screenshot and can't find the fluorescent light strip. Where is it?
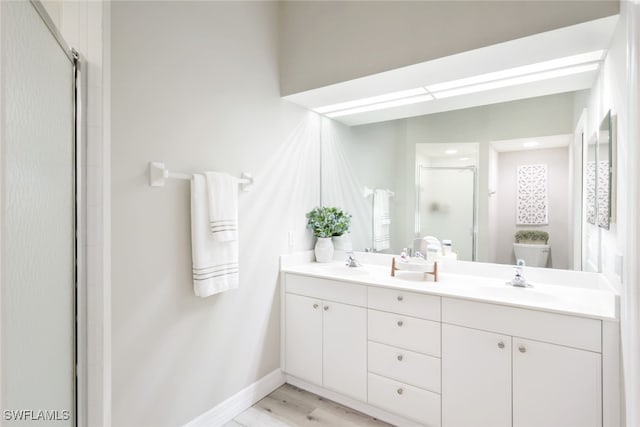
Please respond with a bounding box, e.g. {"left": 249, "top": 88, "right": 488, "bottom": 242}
{"left": 315, "top": 51, "right": 603, "bottom": 118}
{"left": 425, "top": 50, "right": 604, "bottom": 93}
{"left": 314, "top": 87, "right": 427, "bottom": 114}
{"left": 325, "top": 94, "right": 434, "bottom": 118}
{"left": 432, "top": 62, "right": 599, "bottom": 99}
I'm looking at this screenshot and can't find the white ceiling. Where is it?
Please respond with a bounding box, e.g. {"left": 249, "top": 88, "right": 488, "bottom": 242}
{"left": 283, "top": 15, "right": 618, "bottom": 126}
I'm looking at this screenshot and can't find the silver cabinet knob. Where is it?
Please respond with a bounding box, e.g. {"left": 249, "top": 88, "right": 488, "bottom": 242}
{"left": 313, "top": 303, "right": 318, "bottom": 309}
{"left": 397, "top": 355, "right": 403, "bottom": 361}
{"left": 324, "top": 306, "right": 329, "bottom": 311}
{"left": 397, "top": 295, "right": 403, "bottom": 301}
{"left": 519, "top": 345, "right": 526, "bottom": 353}
{"left": 397, "top": 320, "right": 404, "bottom": 327}
{"left": 498, "top": 341, "right": 505, "bottom": 349}
{"left": 397, "top": 388, "right": 403, "bottom": 395}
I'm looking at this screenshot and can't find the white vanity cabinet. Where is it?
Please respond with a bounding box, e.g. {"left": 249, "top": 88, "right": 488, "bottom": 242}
{"left": 284, "top": 275, "right": 367, "bottom": 402}
{"left": 442, "top": 297, "right": 602, "bottom": 427}
{"left": 441, "top": 324, "right": 512, "bottom": 427}
{"left": 367, "top": 287, "right": 442, "bottom": 426}
{"left": 282, "top": 268, "right": 610, "bottom": 427}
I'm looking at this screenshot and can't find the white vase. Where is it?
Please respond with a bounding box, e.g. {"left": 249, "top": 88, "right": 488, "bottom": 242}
{"left": 314, "top": 237, "right": 334, "bottom": 263}
{"left": 332, "top": 234, "right": 352, "bottom": 251}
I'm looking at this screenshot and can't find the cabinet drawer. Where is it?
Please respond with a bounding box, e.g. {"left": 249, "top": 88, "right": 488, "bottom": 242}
{"left": 442, "top": 297, "right": 602, "bottom": 352}
{"left": 285, "top": 274, "right": 367, "bottom": 307}
{"left": 368, "top": 373, "right": 441, "bottom": 427}
{"left": 369, "top": 341, "right": 441, "bottom": 393}
{"left": 368, "top": 286, "right": 440, "bottom": 321}
{"left": 368, "top": 309, "right": 441, "bottom": 356}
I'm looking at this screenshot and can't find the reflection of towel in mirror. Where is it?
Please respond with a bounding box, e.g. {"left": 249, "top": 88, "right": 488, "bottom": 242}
{"left": 190, "top": 174, "right": 239, "bottom": 297}
{"left": 373, "top": 189, "right": 390, "bottom": 251}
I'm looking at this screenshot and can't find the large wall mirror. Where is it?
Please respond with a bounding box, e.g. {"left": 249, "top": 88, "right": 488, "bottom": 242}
{"left": 315, "top": 17, "right": 619, "bottom": 273}
{"left": 321, "top": 92, "right": 587, "bottom": 271}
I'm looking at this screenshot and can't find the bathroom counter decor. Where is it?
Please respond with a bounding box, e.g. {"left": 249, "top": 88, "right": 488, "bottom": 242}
{"left": 391, "top": 257, "right": 438, "bottom": 281}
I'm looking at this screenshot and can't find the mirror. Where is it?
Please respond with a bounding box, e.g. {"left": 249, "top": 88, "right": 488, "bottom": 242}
{"left": 321, "top": 90, "right": 593, "bottom": 271}
{"left": 585, "top": 133, "right": 598, "bottom": 226}
{"left": 583, "top": 132, "right": 600, "bottom": 272}
{"left": 597, "top": 110, "right": 612, "bottom": 229}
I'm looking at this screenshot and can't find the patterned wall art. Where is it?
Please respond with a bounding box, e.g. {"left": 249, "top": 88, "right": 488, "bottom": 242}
{"left": 585, "top": 160, "right": 610, "bottom": 227}
{"left": 516, "top": 164, "right": 548, "bottom": 225}
{"left": 597, "top": 160, "right": 610, "bottom": 228}
{"left": 585, "top": 161, "right": 596, "bottom": 225}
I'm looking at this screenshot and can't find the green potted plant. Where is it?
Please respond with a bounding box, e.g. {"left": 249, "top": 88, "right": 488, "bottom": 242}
{"left": 306, "top": 206, "right": 352, "bottom": 262}
{"left": 515, "top": 230, "right": 549, "bottom": 244}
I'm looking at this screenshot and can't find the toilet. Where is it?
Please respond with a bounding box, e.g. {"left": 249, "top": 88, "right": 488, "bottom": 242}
{"left": 513, "top": 243, "right": 550, "bottom": 267}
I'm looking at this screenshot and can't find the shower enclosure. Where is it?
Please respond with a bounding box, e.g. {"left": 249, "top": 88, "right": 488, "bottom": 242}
{"left": 1, "top": 1, "right": 81, "bottom": 425}
{"left": 416, "top": 166, "right": 477, "bottom": 261}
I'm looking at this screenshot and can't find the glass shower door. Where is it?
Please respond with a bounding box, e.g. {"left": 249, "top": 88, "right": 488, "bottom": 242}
{"left": 2, "top": 1, "right": 76, "bottom": 425}
{"left": 418, "top": 166, "right": 476, "bottom": 261}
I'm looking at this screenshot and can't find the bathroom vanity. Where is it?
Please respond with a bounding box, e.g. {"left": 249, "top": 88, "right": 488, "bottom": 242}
{"left": 280, "top": 252, "right": 619, "bottom": 427}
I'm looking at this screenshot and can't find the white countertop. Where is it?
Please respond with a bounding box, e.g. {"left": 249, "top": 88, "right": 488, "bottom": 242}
{"left": 281, "top": 260, "right": 619, "bottom": 321}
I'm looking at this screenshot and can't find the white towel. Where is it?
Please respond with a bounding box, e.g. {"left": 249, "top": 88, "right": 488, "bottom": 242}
{"left": 190, "top": 174, "right": 239, "bottom": 297}
{"left": 204, "top": 172, "right": 238, "bottom": 242}
{"left": 373, "top": 189, "right": 390, "bottom": 251}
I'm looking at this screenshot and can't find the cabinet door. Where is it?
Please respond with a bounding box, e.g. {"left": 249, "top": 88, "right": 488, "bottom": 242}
{"left": 442, "top": 324, "right": 511, "bottom": 427}
{"left": 323, "top": 301, "right": 367, "bottom": 401}
{"left": 513, "top": 338, "right": 602, "bottom": 427}
{"left": 285, "top": 293, "right": 322, "bottom": 385}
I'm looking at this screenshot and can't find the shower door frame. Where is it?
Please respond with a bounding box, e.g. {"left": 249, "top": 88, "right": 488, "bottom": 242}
{"left": 0, "top": 2, "right": 86, "bottom": 425}
{"left": 415, "top": 165, "right": 478, "bottom": 261}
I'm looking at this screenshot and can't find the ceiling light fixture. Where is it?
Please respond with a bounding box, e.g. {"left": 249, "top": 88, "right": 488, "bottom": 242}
{"left": 431, "top": 62, "right": 599, "bottom": 99}
{"left": 314, "top": 87, "right": 427, "bottom": 114}
{"left": 445, "top": 149, "right": 458, "bottom": 154}
{"left": 313, "top": 50, "right": 604, "bottom": 118}
{"left": 325, "top": 94, "right": 434, "bottom": 118}
{"left": 425, "top": 50, "right": 604, "bottom": 93}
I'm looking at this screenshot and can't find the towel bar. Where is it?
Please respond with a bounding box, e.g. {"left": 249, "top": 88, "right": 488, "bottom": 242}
{"left": 363, "top": 186, "right": 395, "bottom": 198}
{"left": 149, "top": 162, "right": 254, "bottom": 191}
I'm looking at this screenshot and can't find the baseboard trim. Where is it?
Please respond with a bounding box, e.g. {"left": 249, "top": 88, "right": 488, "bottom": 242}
{"left": 286, "top": 375, "right": 424, "bottom": 427}
{"left": 183, "top": 369, "right": 285, "bottom": 427}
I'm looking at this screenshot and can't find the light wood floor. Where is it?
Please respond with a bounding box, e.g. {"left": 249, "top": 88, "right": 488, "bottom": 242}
{"left": 223, "top": 384, "right": 393, "bottom": 427}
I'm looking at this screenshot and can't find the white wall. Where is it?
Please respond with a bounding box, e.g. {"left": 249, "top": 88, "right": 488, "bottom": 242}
{"left": 495, "top": 147, "right": 570, "bottom": 269}
{"left": 278, "top": 0, "right": 619, "bottom": 95}
{"left": 111, "top": 2, "right": 319, "bottom": 426}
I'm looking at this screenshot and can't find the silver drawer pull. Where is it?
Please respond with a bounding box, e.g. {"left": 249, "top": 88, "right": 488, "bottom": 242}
{"left": 313, "top": 304, "right": 318, "bottom": 309}
{"left": 397, "top": 354, "right": 403, "bottom": 361}
{"left": 519, "top": 345, "right": 526, "bottom": 353}
{"left": 324, "top": 306, "right": 329, "bottom": 311}
{"left": 397, "top": 320, "right": 403, "bottom": 327}
{"left": 498, "top": 341, "right": 505, "bottom": 349}
{"left": 397, "top": 388, "right": 403, "bottom": 395}
{"left": 397, "top": 295, "right": 403, "bottom": 301}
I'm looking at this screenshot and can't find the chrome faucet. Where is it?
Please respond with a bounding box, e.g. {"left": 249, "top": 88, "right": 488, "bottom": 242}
{"left": 509, "top": 258, "right": 528, "bottom": 287}
{"left": 345, "top": 252, "right": 360, "bottom": 268}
